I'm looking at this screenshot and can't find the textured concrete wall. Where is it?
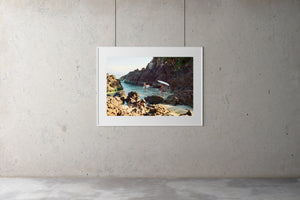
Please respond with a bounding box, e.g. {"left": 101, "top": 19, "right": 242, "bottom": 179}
{"left": 0, "top": 0, "right": 299, "bottom": 177}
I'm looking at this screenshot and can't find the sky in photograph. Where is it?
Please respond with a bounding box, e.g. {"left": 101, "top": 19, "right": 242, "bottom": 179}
{"left": 106, "top": 57, "right": 153, "bottom": 78}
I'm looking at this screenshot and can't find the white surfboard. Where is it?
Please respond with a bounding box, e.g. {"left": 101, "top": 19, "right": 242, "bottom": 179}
{"left": 157, "top": 80, "right": 169, "bottom": 86}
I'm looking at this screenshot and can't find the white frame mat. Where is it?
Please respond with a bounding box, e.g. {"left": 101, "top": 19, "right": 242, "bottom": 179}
{"left": 97, "top": 47, "right": 203, "bottom": 126}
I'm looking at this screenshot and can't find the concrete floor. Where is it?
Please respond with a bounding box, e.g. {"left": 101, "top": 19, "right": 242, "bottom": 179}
{"left": 0, "top": 178, "right": 299, "bottom": 200}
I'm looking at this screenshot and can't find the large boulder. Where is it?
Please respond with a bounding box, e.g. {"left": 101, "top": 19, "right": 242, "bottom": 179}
{"left": 107, "top": 73, "right": 123, "bottom": 92}
{"left": 175, "top": 90, "right": 193, "bottom": 107}
{"left": 144, "top": 95, "right": 164, "bottom": 104}
{"left": 164, "top": 95, "right": 179, "bottom": 105}
{"left": 126, "top": 91, "right": 141, "bottom": 107}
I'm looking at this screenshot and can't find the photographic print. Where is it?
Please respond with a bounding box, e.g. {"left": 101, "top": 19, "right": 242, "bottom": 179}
{"left": 98, "top": 47, "right": 203, "bottom": 126}
{"left": 106, "top": 56, "right": 193, "bottom": 116}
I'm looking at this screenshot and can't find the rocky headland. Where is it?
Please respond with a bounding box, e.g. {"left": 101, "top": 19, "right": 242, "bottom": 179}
{"left": 120, "top": 57, "right": 193, "bottom": 107}
{"left": 107, "top": 73, "right": 123, "bottom": 92}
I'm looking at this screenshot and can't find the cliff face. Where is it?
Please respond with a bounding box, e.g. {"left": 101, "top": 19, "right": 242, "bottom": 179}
{"left": 120, "top": 57, "right": 193, "bottom": 92}
{"left": 107, "top": 73, "right": 123, "bottom": 92}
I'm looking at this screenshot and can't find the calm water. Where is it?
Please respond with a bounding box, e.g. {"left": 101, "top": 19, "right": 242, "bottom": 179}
{"left": 121, "top": 81, "right": 173, "bottom": 99}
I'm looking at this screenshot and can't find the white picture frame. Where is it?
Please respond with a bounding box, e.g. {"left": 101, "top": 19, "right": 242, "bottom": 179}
{"left": 97, "top": 47, "right": 203, "bottom": 126}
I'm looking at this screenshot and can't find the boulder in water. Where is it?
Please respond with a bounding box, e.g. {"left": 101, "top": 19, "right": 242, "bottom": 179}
{"left": 165, "top": 95, "right": 179, "bottom": 105}
{"left": 144, "top": 95, "right": 164, "bottom": 104}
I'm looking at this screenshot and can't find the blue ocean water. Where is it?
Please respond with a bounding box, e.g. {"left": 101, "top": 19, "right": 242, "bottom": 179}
{"left": 121, "top": 81, "right": 173, "bottom": 99}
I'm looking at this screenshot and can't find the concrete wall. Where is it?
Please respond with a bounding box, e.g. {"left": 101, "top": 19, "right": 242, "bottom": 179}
{"left": 0, "top": 0, "right": 299, "bottom": 177}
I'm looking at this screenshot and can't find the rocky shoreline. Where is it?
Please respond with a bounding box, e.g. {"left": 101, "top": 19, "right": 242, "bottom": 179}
{"left": 106, "top": 73, "right": 193, "bottom": 116}
{"left": 107, "top": 91, "right": 193, "bottom": 116}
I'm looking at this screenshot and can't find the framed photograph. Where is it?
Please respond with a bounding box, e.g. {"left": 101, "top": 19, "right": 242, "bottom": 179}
{"left": 97, "top": 47, "right": 203, "bottom": 126}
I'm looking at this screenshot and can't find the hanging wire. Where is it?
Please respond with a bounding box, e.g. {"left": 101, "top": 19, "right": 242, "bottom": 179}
{"left": 115, "top": 0, "right": 117, "bottom": 46}
{"left": 184, "top": 0, "right": 186, "bottom": 46}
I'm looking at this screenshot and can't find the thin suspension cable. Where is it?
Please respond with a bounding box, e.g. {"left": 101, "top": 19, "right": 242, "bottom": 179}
{"left": 184, "top": 0, "right": 185, "bottom": 46}
{"left": 115, "top": 0, "right": 117, "bottom": 46}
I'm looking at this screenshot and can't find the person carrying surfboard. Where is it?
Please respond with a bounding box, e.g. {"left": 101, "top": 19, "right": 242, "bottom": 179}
{"left": 157, "top": 80, "right": 169, "bottom": 96}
